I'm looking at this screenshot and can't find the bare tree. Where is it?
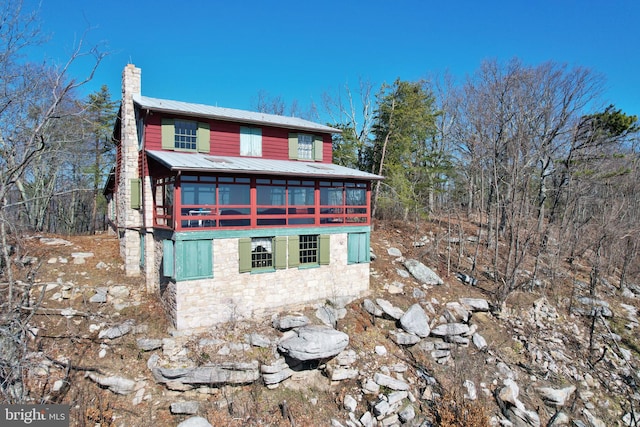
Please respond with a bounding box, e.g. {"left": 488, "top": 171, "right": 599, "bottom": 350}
{"left": 0, "top": 0, "right": 106, "bottom": 403}
{"left": 452, "top": 59, "right": 608, "bottom": 302}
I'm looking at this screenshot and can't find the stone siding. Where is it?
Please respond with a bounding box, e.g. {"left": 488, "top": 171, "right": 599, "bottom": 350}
{"left": 171, "top": 233, "right": 369, "bottom": 330}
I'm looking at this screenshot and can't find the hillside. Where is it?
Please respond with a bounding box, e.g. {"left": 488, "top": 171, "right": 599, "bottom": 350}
{"left": 10, "top": 218, "right": 640, "bottom": 426}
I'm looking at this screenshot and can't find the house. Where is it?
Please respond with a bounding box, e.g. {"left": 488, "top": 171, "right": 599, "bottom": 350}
{"left": 105, "top": 64, "right": 383, "bottom": 330}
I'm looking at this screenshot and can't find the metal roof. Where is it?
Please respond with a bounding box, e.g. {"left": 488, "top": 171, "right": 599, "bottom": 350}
{"left": 134, "top": 95, "right": 341, "bottom": 134}
{"left": 146, "top": 150, "right": 384, "bottom": 181}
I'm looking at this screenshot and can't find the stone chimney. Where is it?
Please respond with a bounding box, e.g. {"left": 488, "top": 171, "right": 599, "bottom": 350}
{"left": 118, "top": 64, "right": 142, "bottom": 276}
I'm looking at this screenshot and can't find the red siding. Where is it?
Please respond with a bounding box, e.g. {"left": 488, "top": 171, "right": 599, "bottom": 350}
{"left": 262, "top": 126, "right": 290, "bottom": 160}
{"left": 142, "top": 112, "right": 334, "bottom": 163}
{"left": 211, "top": 121, "right": 240, "bottom": 156}
{"left": 144, "top": 115, "right": 162, "bottom": 150}
{"left": 322, "top": 133, "right": 332, "bottom": 164}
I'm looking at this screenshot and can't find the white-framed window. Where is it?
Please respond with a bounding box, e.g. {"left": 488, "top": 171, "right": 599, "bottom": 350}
{"left": 251, "top": 237, "right": 273, "bottom": 269}
{"left": 174, "top": 120, "right": 198, "bottom": 150}
{"left": 297, "top": 134, "right": 313, "bottom": 160}
{"left": 240, "top": 126, "right": 262, "bottom": 156}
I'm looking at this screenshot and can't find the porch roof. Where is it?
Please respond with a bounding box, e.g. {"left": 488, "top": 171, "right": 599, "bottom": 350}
{"left": 146, "top": 150, "right": 384, "bottom": 181}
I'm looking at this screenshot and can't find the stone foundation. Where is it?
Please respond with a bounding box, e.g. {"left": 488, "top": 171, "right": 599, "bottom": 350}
{"left": 166, "top": 233, "right": 369, "bottom": 330}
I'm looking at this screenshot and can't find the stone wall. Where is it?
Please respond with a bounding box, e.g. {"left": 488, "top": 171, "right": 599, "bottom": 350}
{"left": 170, "top": 233, "right": 370, "bottom": 330}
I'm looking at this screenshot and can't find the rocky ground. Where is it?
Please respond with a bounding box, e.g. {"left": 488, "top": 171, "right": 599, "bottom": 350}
{"left": 12, "top": 218, "right": 640, "bottom": 426}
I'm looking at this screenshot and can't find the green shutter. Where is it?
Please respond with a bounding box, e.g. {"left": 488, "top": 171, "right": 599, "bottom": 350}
{"left": 140, "top": 233, "right": 145, "bottom": 268}
{"left": 313, "top": 135, "right": 323, "bottom": 161}
{"left": 319, "top": 234, "right": 330, "bottom": 265}
{"left": 288, "top": 235, "right": 300, "bottom": 268}
{"left": 197, "top": 122, "right": 210, "bottom": 153}
{"left": 130, "top": 178, "right": 141, "bottom": 209}
{"left": 274, "top": 236, "right": 287, "bottom": 269}
{"left": 176, "top": 240, "right": 213, "bottom": 280}
{"left": 238, "top": 238, "right": 252, "bottom": 273}
{"left": 363, "top": 232, "right": 370, "bottom": 263}
{"left": 347, "top": 233, "right": 358, "bottom": 264}
{"left": 162, "top": 240, "right": 174, "bottom": 278}
{"left": 288, "top": 133, "right": 298, "bottom": 159}
{"left": 348, "top": 232, "right": 370, "bottom": 264}
{"left": 161, "top": 118, "right": 175, "bottom": 149}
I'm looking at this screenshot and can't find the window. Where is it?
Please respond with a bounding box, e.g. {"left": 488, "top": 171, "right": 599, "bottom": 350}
{"left": 348, "top": 232, "right": 370, "bottom": 264}
{"left": 299, "top": 234, "right": 318, "bottom": 264}
{"left": 174, "top": 120, "right": 197, "bottom": 150}
{"left": 240, "top": 126, "right": 262, "bottom": 156}
{"left": 288, "top": 133, "right": 323, "bottom": 161}
{"left": 251, "top": 237, "right": 273, "bottom": 269}
{"left": 239, "top": 236, "right": 286, "bottom": 272}
{"left": 287, "top": 235, "right": 329, "bottom": 268}
{"left": 161, "top": 118, "right": 210, "bottom": 152}
{"left": 298, "top": 134, "right": 313, "bottom": 160}
{"left": 153, "top": 176, "right": 174, "bottom": 227}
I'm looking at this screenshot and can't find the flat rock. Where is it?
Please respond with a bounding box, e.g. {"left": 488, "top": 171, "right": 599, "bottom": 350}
{"left": 170, "top": 401, "right": 200, "bottom": 415}
{"left": 98, "top": 320, "right": 134, "bottom": 340}
{"left": 403, "top": 259, "right": 443, "bottom": 285}
{"left": 273, "top": 315, "right": 309, "bottom": 330}
{"left": 87, "top": 373, "right": 136, "bottom": 395}
{"left": 373, "top": 373, "right": 410, "bottom": 391}
{"left": 248, "top": 333, "right": 271, "bottom": 348}
{"left": 430, "top": 322, "right": 470, "bottom": 337}
{"left": 177, "top": 417, "right": 212, "bottom": 427}
{"left": 277, "top": 325, "right": 349, "bottom": 361}
{"left": 459, "top": 297, "right": 490, "bottom": 312}
{"left": 137, "top": 338, "right": 163, "bottom": 351}
{"left": 152, "top": 361, "right": 260, "bottom": 385}
{"left": 389, "top": 330, "right": 421, "bottom": 346}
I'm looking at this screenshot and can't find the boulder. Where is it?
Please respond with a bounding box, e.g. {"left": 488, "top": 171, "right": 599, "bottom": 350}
{"left": 387, "top": 247, "right": 403, "bottom": 257}
{"left": 363, "top": 299, "right": 383, "bottom": 317}
{"left": 444, "top": 302, "right": 470, "bottom": 323}
{"left": 472, "top": 333, "right": 488, "bottom": 350}
{"left": 399, "top": 304, "right": 431, "bottom": 337}
{"left": 399, "top": 404, "right": 416, "bottom": 423}
{"left": 277, "top": 325, "right": 349, "bottom": 361}
{"left": 376, "top": 298, "right": 404, "bottom": 320}
{"left": 403, "top": 259, "right": 444, "bottom": 285}
{"left": 316, "top": 306, "right": 339, "bottom": 328}
{"left": 537, "top": 385, "right": 576, "bottom": 407}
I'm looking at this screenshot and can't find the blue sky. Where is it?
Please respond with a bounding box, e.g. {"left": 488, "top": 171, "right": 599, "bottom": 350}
{"left": 29, "top": 0, "right": 640, "bottom": 120}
